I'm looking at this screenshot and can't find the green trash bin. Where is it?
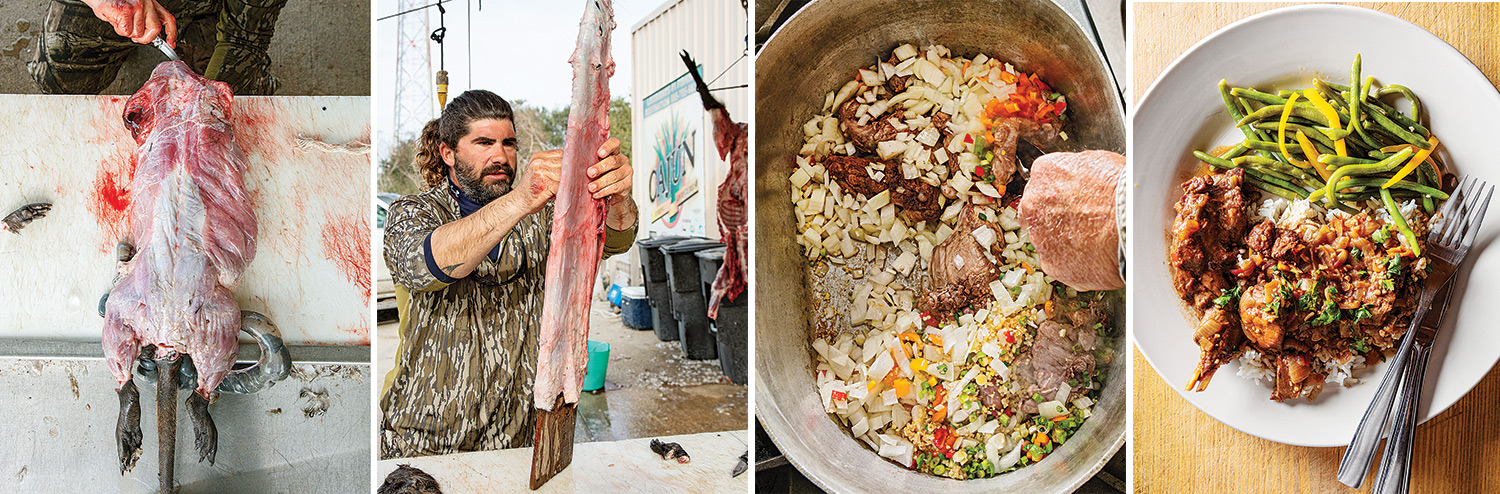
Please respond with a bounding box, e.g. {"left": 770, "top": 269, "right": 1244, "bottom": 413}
{"left": 583, "top": 340, "right": 610, "bottom": 392}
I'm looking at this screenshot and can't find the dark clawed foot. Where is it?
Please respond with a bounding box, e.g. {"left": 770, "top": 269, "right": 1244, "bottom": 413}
{"left": 187, "top": 393, "right": 217, "bottom": 465}
{"left": 116, "top": 380, "right": 142, "bottom": 473}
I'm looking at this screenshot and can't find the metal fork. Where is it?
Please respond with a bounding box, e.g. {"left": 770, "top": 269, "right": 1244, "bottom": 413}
{"left": 1338, "top": 175, "right": 1494, "bottom": 489}
{"left": 1372, "top": 176, "right": 1493, "bottom": 494}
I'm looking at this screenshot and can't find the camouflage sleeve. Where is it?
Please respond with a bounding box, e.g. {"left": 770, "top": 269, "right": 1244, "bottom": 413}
{"left": 383, "top": 196, "right": 451, "bottom": 292}
{"left": 601, "top": 221, "right": 637, "bottom": 259}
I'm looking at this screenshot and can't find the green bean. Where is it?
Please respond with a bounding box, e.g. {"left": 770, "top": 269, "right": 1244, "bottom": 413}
{"left": 1245, "top": 174, "right": 1310, "bottom": 200}
{"left": 1218, "top": 80, "right": 1262, "bottom": 143}
{"left": 1364, "top": 105, "right": 1431, "bottom": 149}
{"left": 1366, "top": 97, "right": 1431, "bottom": 138}
{"left": 1347, "top": 54, "right": 1362, "bottom": 135}
{"left": 1326, "top": 178, "right": 1449, "bottom": 199}
{"left": 1417, "top": 162, "right": 1438, "bottom": 213}
{"left": 1219, "top": 144, "right": 1250, "bottom": 160}
{"left": 1380, "top": 188, "right": 1421, "bottom": 256}
{"left": 1318, "top": 148, "right": 1414, "bottom": 206}
{"left": 1193, "top": 150, "right": 1236, "bottom": 170}
{"left": 1318, "top": 155, "right": 1378, "bottom": 166}
{"left": 1313, "top": 80, "right": 1347, "bottom": 108}
{"left": 1230, "top": 87, "right": 1284, "bottom": 105}
{"left": 1251, "top": 122, "right": 1336, "bottom": 149}
{"left": 1378, "top": 84, "right": 1423, "bottom": 122}
{"left": 1237, "top": 104, "right": 1335, "bottom": 128}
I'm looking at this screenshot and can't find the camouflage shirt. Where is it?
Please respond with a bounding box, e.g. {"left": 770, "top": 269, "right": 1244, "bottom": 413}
{"left": 379, "top": 183, "right": 635, "bottom": 459}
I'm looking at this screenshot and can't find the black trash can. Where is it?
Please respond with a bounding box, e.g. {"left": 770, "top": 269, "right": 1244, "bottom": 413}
{"left": 636, "top": 236, "right": 691, "bottom": 341}
{"left": 662, "top": 239, "right": 724, "bottom": 359}
{"left": 697, "top": 248, "right": 747, "bottom": 384}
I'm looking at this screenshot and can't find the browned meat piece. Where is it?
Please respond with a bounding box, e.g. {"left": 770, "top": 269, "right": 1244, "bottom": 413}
{"left": 1271, "top": 352, "right": 1313, "bottom": 402}
{"left": 1246, "top": 220, "right": 1276, "bottom": 252}
{"left": 978, "top": 383, "right": 1005, "bottom": 411}
{"left": 931, "top": 111, "right": 951, "bottom": 131}
{"left": 920, "top": 203, "right": 1002, "bottom": 316}
{"left": 1239, "top": 281, "right": 1285, "bottom": 350}
{"left": 1018, "top": 151, "right": 1125, "bottom": 291}
{"left": 886, "top": 74, "right": 910, "bottom": 94}
{"left": 1170, "top": 169, "right": 1248, "bottom": 311}
{"left": 1270, "top": 228, "right": 1301, "bottom": 260}
{"left": 837, "top": 98, "right": 898, "bottom": 153}
{"left": 1187, "top": 305, "right": 1242, "bottom": 391}
{"left": 821, "top": 155, "right": 941, "bottom": 224}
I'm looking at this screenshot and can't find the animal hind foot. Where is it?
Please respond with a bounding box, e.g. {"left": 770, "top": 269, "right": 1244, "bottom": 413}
{"left": 187, "top": 392, "right": 217, "bottom": 465}
{"left": 116, "top": 380, "right": 143, "bottom": 473}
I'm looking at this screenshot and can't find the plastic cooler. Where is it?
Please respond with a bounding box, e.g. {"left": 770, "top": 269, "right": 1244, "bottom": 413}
{"left": 619, "top": 286, "right": 651, "bottom": 330}
{"left": 661, "top": 239, "right": 724, "bottom": 360}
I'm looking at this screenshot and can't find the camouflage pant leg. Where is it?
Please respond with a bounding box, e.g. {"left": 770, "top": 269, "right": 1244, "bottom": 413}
{"left": 28, "top": 0, "right": 218, "bottom": 94}
{"left": 206, "top": 0, "right": 288, "bottom": 95}
{"left": 28, "top": 0, "right": 136, "bottom": 94}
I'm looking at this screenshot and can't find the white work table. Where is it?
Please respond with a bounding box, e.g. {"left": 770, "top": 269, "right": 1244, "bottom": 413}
{"left": 378, "top": 430, "right": 749, "bottom": 493}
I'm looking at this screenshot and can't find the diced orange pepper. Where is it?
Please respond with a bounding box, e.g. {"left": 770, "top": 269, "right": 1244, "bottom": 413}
{"left": 1051, "top": 414, "right": 1069, "bottom": 422}
{"left": 1033, "top": 432, "right": 1049, "bottom": 445}
{"left": 931, "top": 406, "right": 947, "bottom": 423}
{"left": 894, "top": 378, "right": 911, "bottom": 397}
{"left": 928, "top": 333, "right": 943, "bottom": 347}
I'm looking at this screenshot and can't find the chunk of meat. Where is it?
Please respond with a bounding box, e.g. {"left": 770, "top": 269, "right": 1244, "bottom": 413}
{"left": 919, "top": 202, "right": 1002, "bottom": 315}
{"left": 1015, "top": 316, "right": 1099, "bottom": 412}
{"left": 821, "top": 155, "right": 941, "bottom": 224}
{"left": 102, "top": 60, "right": 256, "bottom": 398}
{"left": 1170, "top": 169, "right": 1248, "bottom": 311}
{"left": 1246, "top": 220, "right": 1276, "bottom": 252}
{"left": 985, "top": 118, "right": 1061, "bottom": 191}
{"left": 534, "top": 1, "right": 614, "bottom": 411}
{"left": 837, "top": 98, "right": 898, "bottom": 153}
{"left": 1271, "top": 352, "right": 1316, "bottom": 402}
{"left": 1270, "top": 227, "right": 1302, "bottom": 260}
{"left": 1238, "top": 281, "right": 1285, "bottom": 350}
{"left": 1018, "top": 151, "right": 1125, "bottom": 291}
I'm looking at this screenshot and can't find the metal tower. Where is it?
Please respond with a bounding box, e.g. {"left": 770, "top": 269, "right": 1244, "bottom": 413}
{"left": 391, "top": 0, "right": 435, "bottom": 151}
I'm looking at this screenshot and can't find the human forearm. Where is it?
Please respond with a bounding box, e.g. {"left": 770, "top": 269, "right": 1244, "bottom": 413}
{"left": 604, "top": 193, "right": 638, "bottom": 231}
{"left": 428, "top": 192, "right": 531, "bottom": 279}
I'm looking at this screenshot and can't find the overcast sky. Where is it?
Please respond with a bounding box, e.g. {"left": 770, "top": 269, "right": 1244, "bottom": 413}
{"left": 373, "top": 0, "right": 665, "bottom": 155}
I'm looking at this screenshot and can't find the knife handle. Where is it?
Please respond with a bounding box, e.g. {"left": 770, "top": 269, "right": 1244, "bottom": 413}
{"left": 1337, "top": 321, "right": 1419, "bottom": 487}
{"left": 1373, "top": 343, "right": 1431, "bottom": 494}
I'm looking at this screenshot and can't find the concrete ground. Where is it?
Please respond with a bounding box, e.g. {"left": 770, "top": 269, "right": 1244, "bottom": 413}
{"left": 376, "top": 297, "right": 747, "bottom": 444}
{"left": 0, "top": 0, "right": 368, "bottom": 94}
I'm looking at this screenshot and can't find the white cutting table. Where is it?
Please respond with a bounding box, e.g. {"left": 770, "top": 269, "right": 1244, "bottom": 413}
{"left": 0, "top": 94, "right": 372, "bottom": 346}
{"left": 377, "top": 431, "right": 749, "bottom": 493}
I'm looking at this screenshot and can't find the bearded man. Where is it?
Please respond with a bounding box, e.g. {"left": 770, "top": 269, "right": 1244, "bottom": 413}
{"left": 379, "top": 90, "right": 638, "bottom": 459}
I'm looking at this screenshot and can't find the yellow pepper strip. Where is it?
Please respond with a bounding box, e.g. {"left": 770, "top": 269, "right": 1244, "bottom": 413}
{"left": 1383, "top": 135, "right": 1441, "bottom": 188}
{"left": 1279, "top": 93, "right": 1307, "bottom": 167}
{"left": 1295, "top": 130, "right": 1329, "bottom": 179}
{"left": 1302, "top": 90, "right": 1348, "bottom": 157}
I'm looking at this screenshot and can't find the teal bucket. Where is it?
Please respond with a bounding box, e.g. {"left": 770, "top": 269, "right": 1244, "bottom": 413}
{"left": 583, "top": 340, "right": 610, "bottom": 392}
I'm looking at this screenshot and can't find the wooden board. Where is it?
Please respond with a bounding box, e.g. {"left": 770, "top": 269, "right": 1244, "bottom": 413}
{"left": 0, "top": 95, "right": 372, "bottom": 346}
{"left": 1132, "top": 4, "right": 1500, "bottom": 492}
{"left": 378, "top": 431, "right": 749, "bottom": 493}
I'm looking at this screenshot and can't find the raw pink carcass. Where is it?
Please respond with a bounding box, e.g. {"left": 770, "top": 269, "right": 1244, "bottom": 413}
{"left": 679, "top": 51, "right": 747, "bottom": 319}
{"left": 102, "top": 60, "right": 257, "bottom": 398}
{"left": 534, "top": 0, "right": 615, "bottom": 411}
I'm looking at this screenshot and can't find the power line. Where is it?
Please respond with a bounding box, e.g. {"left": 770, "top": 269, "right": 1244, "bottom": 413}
{"left": 376, "top": 0, "right": 453, "bottom": 22}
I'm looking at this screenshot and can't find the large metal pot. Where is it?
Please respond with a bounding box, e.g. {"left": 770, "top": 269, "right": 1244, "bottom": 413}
{"left": 754, "top": 0, "right": 1126, "bottom": 491}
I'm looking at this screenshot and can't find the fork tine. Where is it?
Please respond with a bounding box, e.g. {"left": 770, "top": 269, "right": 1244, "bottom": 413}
{"left": 1441, "top": 176, "right": 1476, "bottom": 245}
{"left": 1458, "top": 181, "right": 1494, "bottom": 253}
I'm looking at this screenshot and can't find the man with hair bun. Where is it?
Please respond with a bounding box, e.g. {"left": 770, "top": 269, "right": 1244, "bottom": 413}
{"left": 379, "top": 89, "right": 638, "bottom": 459}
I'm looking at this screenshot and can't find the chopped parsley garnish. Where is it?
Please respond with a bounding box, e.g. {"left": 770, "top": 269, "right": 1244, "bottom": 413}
{"left": 1373, "top": 225, "right": 1391, "bottom": 243}
{"left": 1213, "top": 285, "right": 1244, "bottom": 308}
{"left": 1352, "top": 337, "right": 1371, "bottom": 353}
{"left": 1312, "top": 300, "right": 1342, "bottom": 326}
{"left": 1386, "top": 256, "right": 1404, "bottom": 277}
{"left": 1298, "top": 291, "right": 1319, "bottom": 311}
{"left": 1381, "top": 279, "right": 1396, "bottom": 291}
{"left": 1350, "top": 248, "right": 1364, "bottom": 260}
{"left": 1355, "top": 307, "right": 1373, "bottom": 320}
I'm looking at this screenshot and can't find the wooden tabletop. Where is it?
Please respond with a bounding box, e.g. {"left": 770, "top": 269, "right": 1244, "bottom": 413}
{"left": 1132, "top": 3, "right": 1500, "bottom": 492}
